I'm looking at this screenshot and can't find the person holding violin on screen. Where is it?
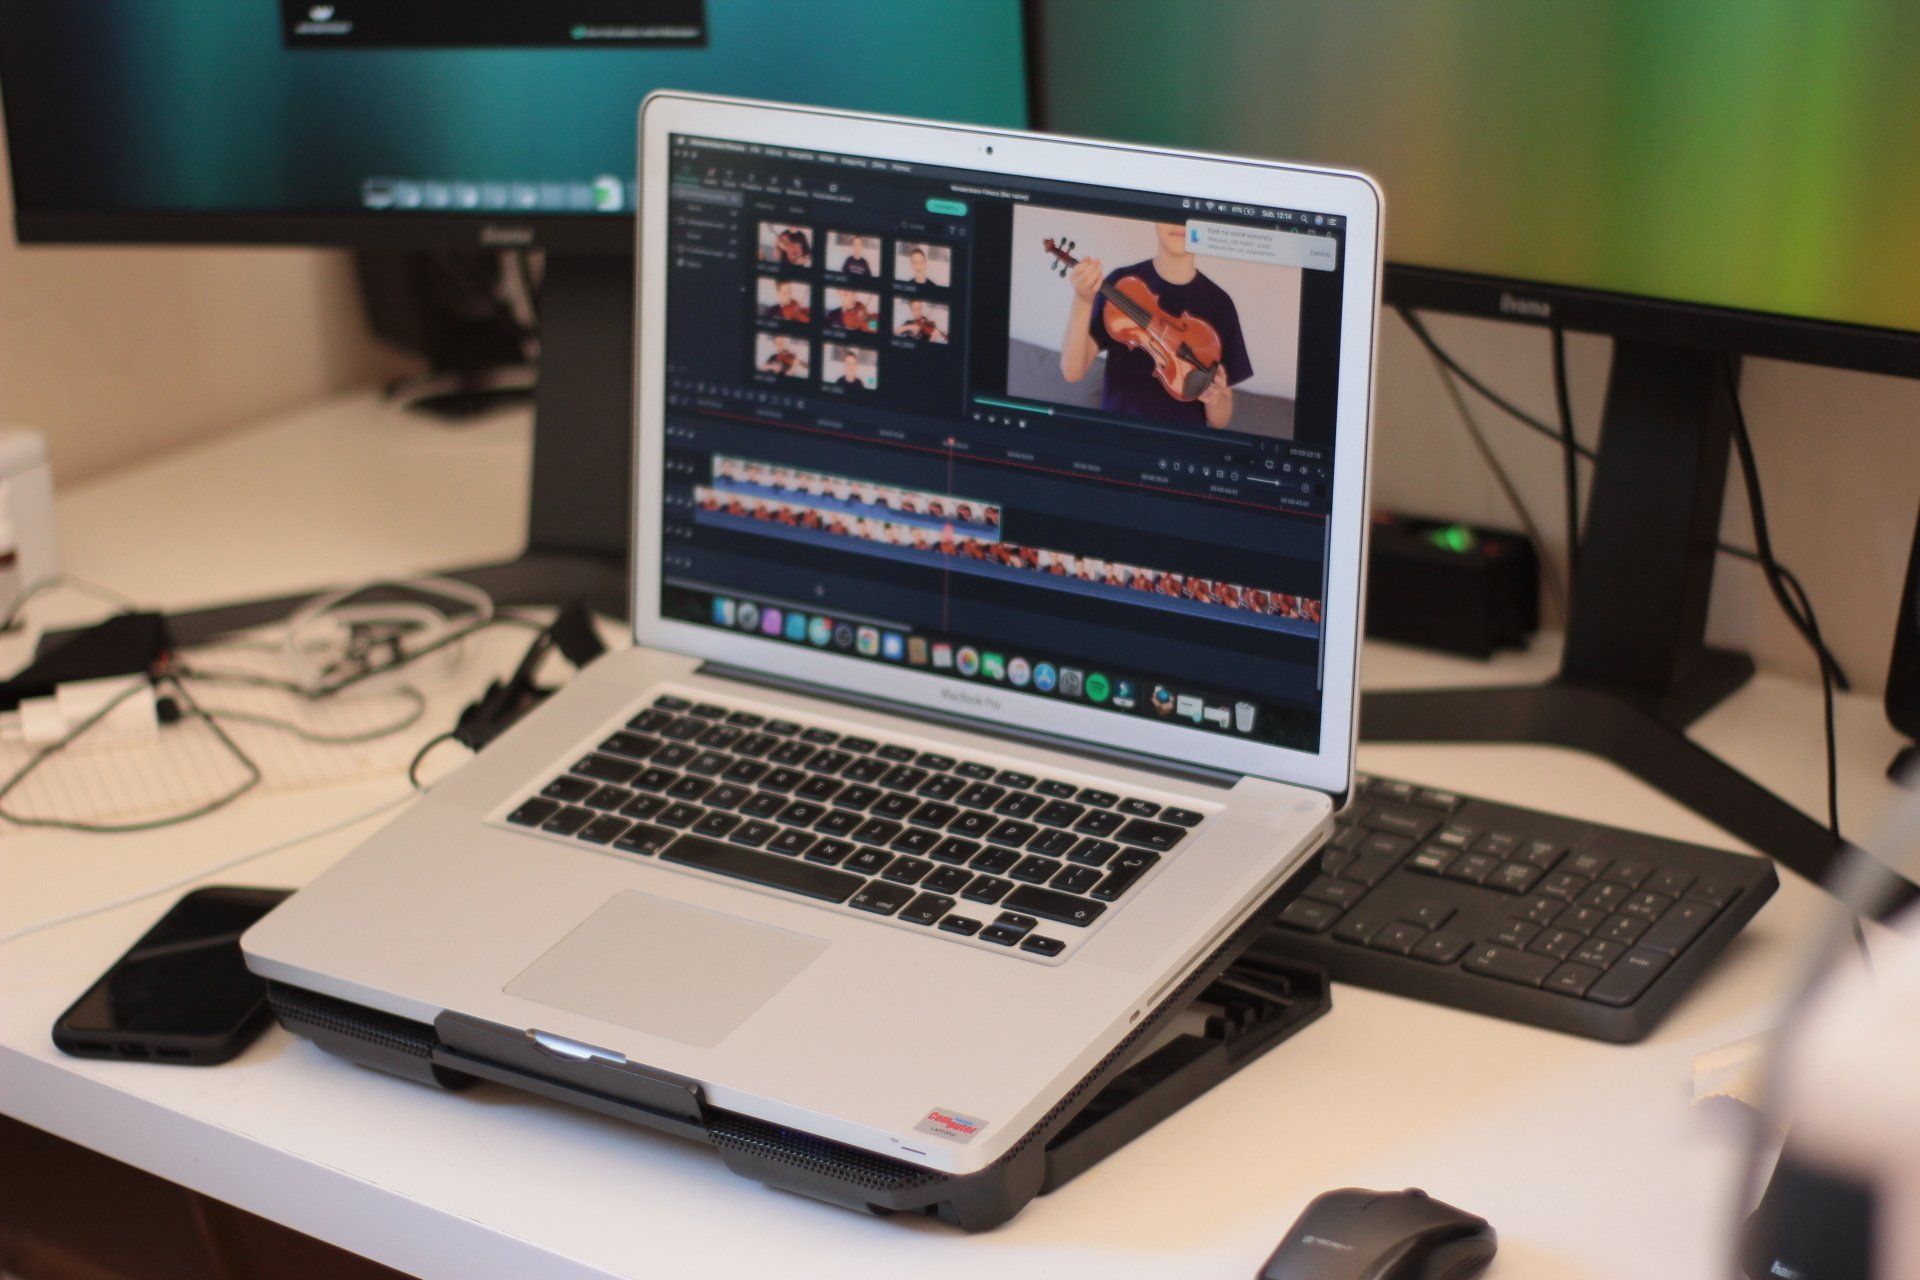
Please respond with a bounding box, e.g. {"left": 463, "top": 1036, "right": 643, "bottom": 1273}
{"left": 1058, "top": 222, "right": 1251, "bottom": 430}
{"left": 763, "top": 280, "right": 810, "bottom": 323}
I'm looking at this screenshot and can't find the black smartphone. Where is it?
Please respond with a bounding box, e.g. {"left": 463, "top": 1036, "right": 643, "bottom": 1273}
{"left": 52, "top": 885, "right": 293, "bottom": 1066}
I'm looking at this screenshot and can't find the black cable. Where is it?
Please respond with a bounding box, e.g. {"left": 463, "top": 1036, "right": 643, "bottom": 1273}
{"left": 1549, "top": 326, "right": 1582, "bottom": 570}
{"left": 1399, "top": 307, "right": 1851, "bottom": 690}
{"left": 407, "top": 731, "right": 465, "bottom": 791}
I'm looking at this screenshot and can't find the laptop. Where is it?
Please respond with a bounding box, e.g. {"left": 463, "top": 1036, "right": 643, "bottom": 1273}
{"left": 244, "top": 92, "right": 1381, "bottom": 1180}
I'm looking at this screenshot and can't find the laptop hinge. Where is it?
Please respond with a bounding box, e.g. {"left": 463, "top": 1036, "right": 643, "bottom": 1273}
{"left": 697, "top": 660, "right": 1243, "bottom": 790}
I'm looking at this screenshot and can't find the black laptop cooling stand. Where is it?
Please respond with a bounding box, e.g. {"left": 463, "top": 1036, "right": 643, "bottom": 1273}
{"left": 265, "top": 886, "right": 1328, "bottom": 1231}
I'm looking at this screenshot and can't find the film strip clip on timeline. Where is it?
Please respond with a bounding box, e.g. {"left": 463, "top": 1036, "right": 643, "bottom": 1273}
{"left": 695, "top": 455, "right": 1324, "bottom": 635}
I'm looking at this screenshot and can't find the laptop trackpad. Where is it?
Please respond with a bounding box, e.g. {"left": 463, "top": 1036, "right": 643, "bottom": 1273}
{"left": 505, "top": 892, "right": 829, "bottom": 1050}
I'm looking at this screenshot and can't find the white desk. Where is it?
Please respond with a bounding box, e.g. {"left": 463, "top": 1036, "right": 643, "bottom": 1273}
{"left": 2, "top": 392, "right": 1910, "bottom": 1279}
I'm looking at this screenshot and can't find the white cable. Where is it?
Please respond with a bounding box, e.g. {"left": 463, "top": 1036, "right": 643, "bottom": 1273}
{"left": 0, "top": 793, "right": 411, "bottom": 948}
{"left": 281, "top": 575, "right": 494, "bottom": 694}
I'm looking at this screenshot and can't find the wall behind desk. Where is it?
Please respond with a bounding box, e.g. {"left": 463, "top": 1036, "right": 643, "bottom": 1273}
{"left": 0, "top": 103, "right": 408, "bottom": 486}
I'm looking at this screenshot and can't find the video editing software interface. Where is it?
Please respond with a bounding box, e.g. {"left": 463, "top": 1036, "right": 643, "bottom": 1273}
{"left": 659, "top": 136, "right": 1350, "bottom": 756}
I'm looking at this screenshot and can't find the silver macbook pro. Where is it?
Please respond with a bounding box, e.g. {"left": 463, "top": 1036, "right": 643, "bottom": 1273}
{"left": 245, "top": 92, "right": 1382, "bottom": 1178}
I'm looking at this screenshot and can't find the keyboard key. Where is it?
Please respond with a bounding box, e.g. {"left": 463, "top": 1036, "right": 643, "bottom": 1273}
{"left": 1412, "top": 789, "right": 1463, "bottom": 813}
{"left": 1118, "top": 797, "right": 1161, "bottom": 818}
{"left": 1645, "top": 868, "right": 1696, "bottom": 898}
{"left": 1539, "top": 871, "right": 1591, "bottom": 901}
{"left": 1545, "top": 963, "right": 1604, "bottom": 998}
{"left": 722, "top": 760, "right": 770, "bottom": 786}
{"left": 979, "top": 924, "right": 1025, "bottom": 947}
{"left": 733, "top": 735, "right": 777, "bottom": 760}
{"left": 1578, "top": 883, "right": 1629, "bottom": 912}
{"left": 845, "top": 848, "right": 890, "bottom": 875}
{"left": 1571, "top": 937, "right": 1626, "bottom": 969}
{"left": 1602, "top": 860, "right": 1653, "bottom": 889}
{"left": 801, "top": 727, "right": 840, "bottom": 745}
{"left": 1554, "top": 904, "right": 1609, "bottom": 935}
{"left": 1075, "top": 810, "right": 1124, "bottom": 838}
{"left": 910, "top": 801, "right": 959, "bottom": 828}
{"left": 1068, "top": 837, "right": 1118, "bottom": 867}
{"left": 1585, "top": 947, "right": 1672, "bottom": 1006}
{"left": 1406, "top": 846, "right": 1456, "bottom": 876}
{"left": 541, "top": 805, "right": 595, "bottom": 836}
{"left": 1492, "top": 920, "right": 1540, "bottom": 949}
{"left": 1021, "top": 935, "right": 1066, "bottom": 957}
{"left": 1400, "top": 901, "right": 1455, "bottom": 930}
{"left": 651, "top": 694, "right": 691, "bottom": 711}
{"left": 995, "top": 911, "right": 1038, "bottom": 936}
{"left": 915, "top": 752, "right": 956, "bottom": 771}
{"left": 599, "top": 732, "right": 660, "bottom": 760}
{"left": 1489, "top": 861, "right": 1544, "bottom": 894}
{"left": 1433, "top": 824, "right": 1476, "bottom": 850}
{"left": 950, "top": 811, "right": 997, "bottom": 839}
{"left": 882, "top": 856, "right": 933, "bottom": 886}
{"left": 693, "top": 811, "right": 742, "bottom": 838}
{"left": 659, "top": 718, "right": 704, "bottom": 742}
{"left": 740, "top": 792, "right": 786, "bottom": 819}
{"left": 666, "top": 775, "right": 712, "bottom": 801}
{"left": 843, "top": 759, "right": 891, "bottom": 785}
{"left": 1444, "top": 852, "right": 1501, "bottom": 886}
{"left": 1010, "top": 855, "right": 1062, "bottom": 884}
{"left": 878, "top": 744, "right": 917, "bottom": 762}
{"left": 1114, "top": 818, "right": 1185, "bottom": 852}
{"left": 662, "top": 834, "right": 863, "bottom": 903}
{"left": 938, "top": 914, "right": 983, "bottom": 937}
{"left": 917, "top": 775, "right": 965, "bottom": 801}
{"left": 956, "top": 761, "right": 995, "bottom": 780}
{"left": 1476, "top": 831, "right": 1520, "bottom": 858}
{"left": 814, "top": 809, "right": 862, "bottom": 838}
{"left": 1356, "top": 832, "right": 1416, "bottom": 863}
{"left": 1279, "top": 899, "right": 1342, "bottom": 933}
{"left": 1464, "top": 945, "right": 1559, "bottom": 988}
{"left": 1520, "top": 840, "right": 1564, "bottom": 870}
{"left": 768, "top": 829, "right": 816, "bottom": 857}
{"left": 509, "top": 798, "right": 560, "bottom": 827}
{"left": 1622, "top": 891, "right": 1675, "bottom": 923}
{"left": 890, "top": 828, "right": 941, "bottom": 857}
{"left": 579, "top": 816, "right": 629, "bottom": 845}
{"left": 1639, "top": 899, "right": 1721, "bottom": 955}
{"left": 925, "top": 865, "right": 972, "bottom": 895}
{"left": 1364, "top": 807, "right": 1439, "bottom": 841}
{"left": 930, "top": 837, "right": 981, "bottom": 865}
{"left": 994, "top": 792, "right": 1043, "bottom": 819}
{"left": 871, "top": 793, "right": 918, "bottom": 820}
{"left": 628, "top": 709, "right": 674, "bottom": 733}
{"left": 833, "top": 784, "right": 882, "bottom": 811}
{"left": 962, "top": 875, "right": 1014, "bottom": 905}
{"left": 970, "top": 847, "right": 1018, "bottom": 875}
{"left": 1599, "top": 914, "right": 1649, "bottom": 946}
{"left": 1527, "top": 928, "right": 1582, "bottom": 961}
{"left": 614, "top": 823, "right": 674, "bottom": 856}
{"left": 689, "top": 702, "right": 727, "bottom": 720}
{"left": 704, "top": 784, "right": 752, "bottom": 811}
{"left": 1368, "top": 922, "right": 1427, "bottom": 956}
{"left": 729, "top": 820, "right": 778, "bottom": 847}
{"left": 882, "top": 766, "right": 929, "bottom": 792}
{"left": 849, "top": 883, "right": 914, "bottom": 917}
{"left": 1566, "top": 851, "right": 1610, "bottom": 879}
{"left": 1033, "top": 800, "right": 1085, "bottom": 828}
{"left": 541, "top": 776, "right": 596, "bottom": 803}
{"left": 1303, "top": 875, "right": 1366, "bottom": 909}
{"left": 696, "top": 725, "right": 742, "bottom": 750}
{"left": 853, "top": 818, "right": 903, "bottom": 846}
{"left": 990, "top": 770, "right": 1032, "bottom": 789}
{"left": 1685, "top": 878, "right": 1741, "bottom": 909}
{"left": 1092, "top": 850, "right": 1158, "bottom": 901}
{"left": 838, "top": 736, "right": 877, "bottom": 754}
{"left": 806, "top": 838, "right": 857, "bottom": 866}
{"left": 1413, "top": 930, "right": 1472, "bottom": 964}
{"left": 763, "top": 719, "right": 802, "bottom": 736}
{"left": 777, "top": 800, "right": 826, "bottom": 827}
{"left": 1332, "top": 910, "right": 1391, "bottom": 947}
{"left": 620, "top": 794, "right": 668, "bottom": 821}
{"left": 806, "top": 750, "right": 853, "bottom": 776}
{"left": 987, "top": 820, "right": 1039, "bottom": 848}
{"left": 652, "top": 744, "right": 696, "bottom": 769}
{"left": 1367, "top": 778, "right": 1417, "bottom": 804}
{"left": 957, "top": 783, "right": 1006, "bottom": 810}
{"left": 1051, "top": 864, "right": 1102, "bottom": 895}
{"left": 901, "top": 894, "right": 955, "bottom": 926}
{"left": 1160, "top": 808, "right": 1203, "bottom": 827}
{"left": 725, "top": 710, "right": 764, "bottom": 728}
{"left": 1029, "top": 828, "right": 1078, "bottom": 858}
{"left": 1517, "top": 894, "right": 1564, "bottom": 925}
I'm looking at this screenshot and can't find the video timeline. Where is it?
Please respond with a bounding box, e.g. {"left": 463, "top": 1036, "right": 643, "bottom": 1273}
{"left": 696, "top": 456, "right": 1323, "bottom": 635}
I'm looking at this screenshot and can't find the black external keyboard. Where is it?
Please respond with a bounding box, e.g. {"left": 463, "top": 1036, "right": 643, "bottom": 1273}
{"left": 498, "top": 693, "right": 1208, "bottom": 964}
{"left": 1252, "top": 774, "right": 1778, "bottom": 1041}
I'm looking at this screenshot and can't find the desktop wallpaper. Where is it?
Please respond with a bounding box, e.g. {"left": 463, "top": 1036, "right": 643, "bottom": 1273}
{"left": 1041, "top": 0, "right": 1920, "bottom": 337}
{"left": 1, "top": 0, "right": 1027, "bottom": 215}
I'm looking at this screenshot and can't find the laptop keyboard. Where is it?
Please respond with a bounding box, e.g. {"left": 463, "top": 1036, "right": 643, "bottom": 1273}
{"left": 496, "top": 692, "right": 1210, "bottom": 963}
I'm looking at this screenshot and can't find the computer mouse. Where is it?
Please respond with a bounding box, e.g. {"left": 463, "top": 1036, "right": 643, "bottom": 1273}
{"left": 1258, "top": 1187, "right": 1496, "bottom": 1280}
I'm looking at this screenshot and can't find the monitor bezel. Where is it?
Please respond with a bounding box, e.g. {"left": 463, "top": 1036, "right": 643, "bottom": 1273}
{"left": 631, "top": 91, "right": 1382, "bottom": 796}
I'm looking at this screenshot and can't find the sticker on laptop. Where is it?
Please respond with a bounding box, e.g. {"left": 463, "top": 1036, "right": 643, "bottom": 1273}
{"left": 914, "top": 1107, "right": 988, "bottom": 1144}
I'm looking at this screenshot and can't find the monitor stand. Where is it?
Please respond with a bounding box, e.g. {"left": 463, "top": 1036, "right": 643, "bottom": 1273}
{"left": 1361, "top": 339, "right": 1878, "bottom": 902}
{"left": 157, "top": 254, "right": 633, "bottom": 645}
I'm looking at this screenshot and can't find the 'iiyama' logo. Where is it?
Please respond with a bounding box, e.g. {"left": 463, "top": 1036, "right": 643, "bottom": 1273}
{"left": 1499, "top": 292, "right": 1552, "bottom": 320}
{"left": 480, "top": 223, "right": 536, "bottom": 247}
{"left": 939, "top": 686, "right": 1001, "bottom": 713}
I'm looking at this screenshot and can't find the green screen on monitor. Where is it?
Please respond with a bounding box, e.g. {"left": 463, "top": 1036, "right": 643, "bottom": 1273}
{"left": 1040, "top": 0, "right": 1920, "bottom": 338}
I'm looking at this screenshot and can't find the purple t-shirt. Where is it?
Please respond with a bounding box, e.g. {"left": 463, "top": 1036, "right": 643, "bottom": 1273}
{"left": 1090, "top": 259, "right": 1253, "bottom": 429}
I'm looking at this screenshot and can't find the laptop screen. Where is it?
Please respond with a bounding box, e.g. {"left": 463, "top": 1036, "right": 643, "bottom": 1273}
{"left": 656, "top": 133, "right": 1351, "bottom": 759}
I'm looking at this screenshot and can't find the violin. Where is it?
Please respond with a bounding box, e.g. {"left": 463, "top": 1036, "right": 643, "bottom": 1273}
{"left": 900, "top": 315, "right": 941, "bottom": 340}
{"left": 841, "top": 300, "right": 873, "bottom": 330}
{"left": 1043, "top": 237, "right": 1222, "bottom": 401}
{"left": 778, "top": 299, "right": 809, "bottom": 322}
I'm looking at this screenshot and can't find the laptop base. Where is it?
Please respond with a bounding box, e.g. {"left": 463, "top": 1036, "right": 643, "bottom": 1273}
{"left": 265, "top": 887, "right": 1329, "bottom": 1232}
